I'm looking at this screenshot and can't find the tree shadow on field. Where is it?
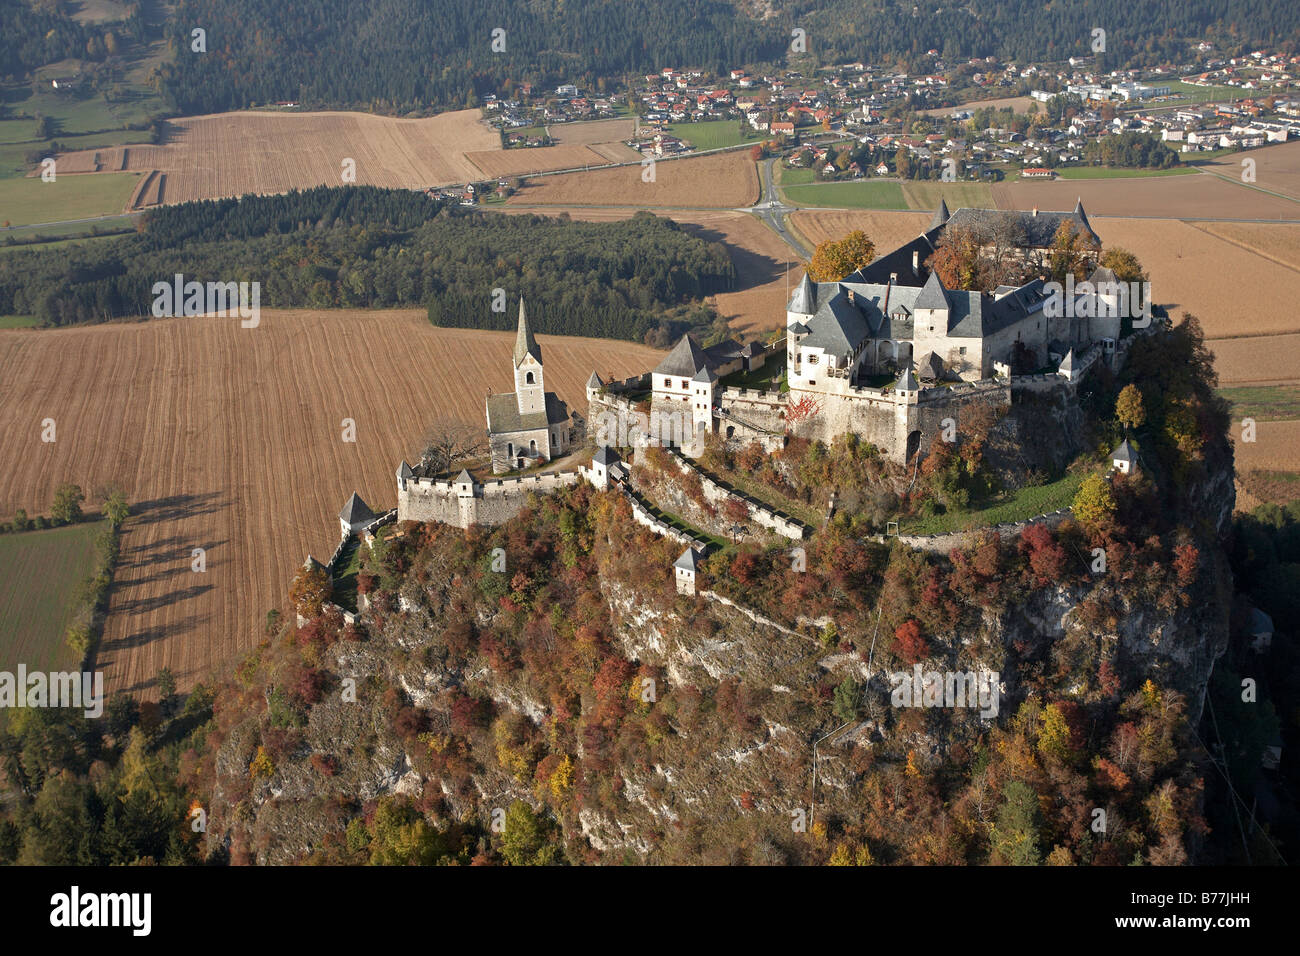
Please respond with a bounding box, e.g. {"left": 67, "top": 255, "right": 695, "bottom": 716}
{"left": 92, "top": 614, "right": 201, "bottom": 673}
{"left": 111, "top": 582, "right": 213, "bottom": 617}
{"left": 129, "top": 491, "right": 224, "bottom": 527}
{"left": 674, "top": 222, "right": 786, "bottom": 295}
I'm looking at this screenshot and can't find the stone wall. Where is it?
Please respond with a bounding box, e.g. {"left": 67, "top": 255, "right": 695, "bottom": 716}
{"left": 889, "top": 507, "right": 1072, "bottom": 554}
{"left": 397, "top": 470, "right": 582, "bottom": 529}
{"left": 663, "top": 448, "right": 805, "bottom": 540}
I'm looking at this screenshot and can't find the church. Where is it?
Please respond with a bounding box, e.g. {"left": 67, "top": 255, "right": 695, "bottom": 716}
{"left": 486, "top": 298, "right": 577, "bottom": 473}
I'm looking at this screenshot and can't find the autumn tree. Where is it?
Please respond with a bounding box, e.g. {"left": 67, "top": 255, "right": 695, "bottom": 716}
{"left": 893, "top": 618, "right": 929, "bottom": 664}
{"left": 289, "top": 563, "right": 332, "bottom": 619}
{"left": 1047, "top": 220, "right": 1100, "bottom": 284}
{"left": 1115, "top": 384, "right": 1146, "bottom": 431}
{"left": 500, "top": 800, "right": 561, "bottom": 866}
{"left": 992, "top": 779, "right": 1043, "bottom": 865}
{"left": 1100, "top": 246, "right": 1147, "bottom": 283}
{"left": 926, "top": 224, "right": 984, "bottom": 290}
{"left": 1072, "top": 473, "right": 1116, "bottom": 528}
{"left": 420, "top": 417, "right": 487, "bottom": 476}
{"left": 806, "top": 230, "right": 876, "bottom": 281}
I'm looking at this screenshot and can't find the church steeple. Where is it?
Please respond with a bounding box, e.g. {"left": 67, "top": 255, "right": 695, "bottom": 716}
{"left": 514, "top": 296, "right": 542, "bottom": 367}
{"left": 513, "top": 297, "right": 545, "bottom": 415}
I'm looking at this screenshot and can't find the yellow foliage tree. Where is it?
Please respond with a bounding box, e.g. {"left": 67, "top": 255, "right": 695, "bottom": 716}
{"left": 549, "top": 754, "right": 575, "bottom": 800}
{"left": 806, "top": 230, "right": 877, "bottom": 281}
{"left": 249, "top": 745, "right": 274, "bottom": 780}
{"left": 1072, "top": 473, "right": 1117, "bottom": 528}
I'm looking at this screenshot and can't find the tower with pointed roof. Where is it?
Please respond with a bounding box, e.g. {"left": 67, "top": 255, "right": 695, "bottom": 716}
{"left": 513, "top": 297, "right": 545, "bottom": 416}
{"left": 484, "top": 296, "right": 576, "bottom": 473}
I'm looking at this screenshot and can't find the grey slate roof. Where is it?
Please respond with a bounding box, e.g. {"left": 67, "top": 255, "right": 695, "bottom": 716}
{"left": 1058, "top": 348, "right": 1076, "bottom": 373}
{"left": 692, "top": 365, "right": 719, "bottom": 384}
{"left": 789, "top": 272, "right": 816, "bottom": 313}
{"left": 929, "top": 198, "right": 951, "bottom": 231}
{"left": 915, "top": 270, "right": 950, "bottom": 312}
{"left": 339, "top": 492, "right": 376, "bottom": 525}
{"left": 455, "top": 468, "right": 474, "bottom": 483}
{"left": 592, "top": 446, "right": 621, "bottom": 466}
{"left": 397, "top": 460, "right": 414, "bottom": 480}
{"left": 586, "top": 370, "right": 604, "bottom": 389}
{"left": 674, "top": 547, "right": 701, "bottom": 572}
{"left": 897, "top": 365, "right": 919, "bottom": 391}
{"left": 486, "top": 390, "right": 570, "bottom": 434}
{"left": 917, "top": 350, "right": 945, "bottom": 381}
{"left": 654, "top": 334, "right": 709, "bottom": 377}
{"left": 945, "top": 205, "right": 1100, "bottom": 248}
{"left": 1112, "top": 438, "right": 1135, "bottom": 463}
{"left": 513, "top": 297, "right": 542, "bottom": 367}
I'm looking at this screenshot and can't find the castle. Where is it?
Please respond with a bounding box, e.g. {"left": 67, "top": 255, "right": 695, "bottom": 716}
{"left": 389, "top": 202, "right": 1149, "bottom": 532}
{"left": 593, "top": 201, "right": 1136, "bottom": 464}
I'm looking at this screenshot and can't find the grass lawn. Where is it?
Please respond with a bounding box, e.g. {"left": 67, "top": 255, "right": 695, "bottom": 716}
{"left": 900, "top": 469, "right": 1088, "bottom": 535}
{"left": 0, "top": 171, "right": 140, "bottom": 228}
{"left": 0, "top": 520, "right": 106, "bottom": 675}
{"left": 1051, "top": 166, "right": 1197, "bottom": 180}
{"left": 1164, "top": 80, "right": 1244, "bottom": 103}
{"left": 0, "top": 315, "right": 40, "bottom": 328}
{"left": 778, "top": 165, "right": 816, "bottom": 186}
{"left": 0, "top": 224, "right": 134, "bottom": 253}
{"left": 783, "top": 180, "right": 909, "bottom": 209}
{"left": 666, "top": 120, "right": 758, "bottom": 151}
{"left": 1218, "top": 385, "right": 1300, "bottom": 422}
{"left": 901, "top": 181, "right": 994, "bottom": 210}
{"left": 719, "top": 352, "right": 786, "bottom": 392}
{"left": 331, "top": 536, "right": 363, "bottom": 613}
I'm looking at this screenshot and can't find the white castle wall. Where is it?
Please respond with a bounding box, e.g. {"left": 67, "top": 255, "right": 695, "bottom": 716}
{"left": 398, "top": 470, "right": 583, "bottom": 529}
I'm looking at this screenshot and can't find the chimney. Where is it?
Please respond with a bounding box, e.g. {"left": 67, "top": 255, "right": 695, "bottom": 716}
{"left": 1032, "top": 207, "right": 1038, "bottom": 216}
{"left": 912, "top": 250, "right": 920, "bottom": 273}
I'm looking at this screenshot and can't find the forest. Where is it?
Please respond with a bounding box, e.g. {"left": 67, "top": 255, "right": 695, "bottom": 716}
{"left": 146, "top": 0, "right": 1300, "bottom": 115}
{"left": 0, "top": 187, "right": 733, "bottom": 342}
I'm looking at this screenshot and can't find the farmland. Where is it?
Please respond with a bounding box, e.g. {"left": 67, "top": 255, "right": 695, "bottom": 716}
{"left": 37, "top": 110, "right": 653, "bottom": 209}
{"left": 0, "top": 310, "right": 662, "bottom": 697}
{"left": 666, "top": 121, "right": 761, "bottom": 151}
{"left": 992, "top": 171, "right": 1299, "bottom": 219}
{"left": 788, "top": 209, "right": 929, "bottom": 255}
{"left": 0, "top": 520, "right": 106, "bottom": 676}
{"left": 1200, "top": 141, "right": 1300, "bottom": 200}
{"left": 0, "top": 172, "right": 141, "bottom": 228}
{"left": 782, "top": 181, "right": 908, "bottom": 209}
{"left": 507, "top": 151, "right": 760, "bottom": 208}
{"left": 900, "top": 181, "right": 995, "bottom": 210}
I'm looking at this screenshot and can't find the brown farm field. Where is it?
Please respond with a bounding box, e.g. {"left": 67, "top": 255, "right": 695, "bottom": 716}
{"left": 789, "top": 209, "right": 929, "bottom": 255}
{"left": 506, "top": 151, "right": 760, "bottom": 208}
{"left": 47, "top": 110, "right": 644, "bottom": 207}
{"left": 1233, "top": 420, "right": 1300, "bottom": 474}
{"left": 920, "top": 95, "right": 1033, "bottom": 116}
{"left": 1201, "top": 141, "right": 1300, "bottom": 201}
{"left": 1095, "top": 218, "right": 1300, "bottom": 340}
{"left": 992, "top": 172, "right": 1299, "bottom": 220}
{"left": 0, "top": 311, "right": 661, "bottom": 697}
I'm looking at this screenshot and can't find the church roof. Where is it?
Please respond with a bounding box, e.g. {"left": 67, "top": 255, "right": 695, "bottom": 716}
{"left": 654, "top": 334, "right": 709, "bottom": 378}
{"left": 1112, "top": 438, "right": 1135, "bottom": 463}
{"left": 339, "top": 492, "right": 376, "bottom": 525}
{"left": 789, "top": 272, "right": 817, "bottom": 313}
{"left": 674, "top": 546, "right": 702, "bottom": 573}
{"left": 929, "top": 198, "right": 951, "bottom": 231}
{"left": 486, "top": 390, "right": 571, "bottom": 435}
{"left": 513, "top": 297, "right": 542, "bottom": 367}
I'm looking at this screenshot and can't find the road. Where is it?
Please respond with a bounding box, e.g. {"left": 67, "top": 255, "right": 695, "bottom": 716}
{"left": 742, "top": 158, "right": 810, "bottom": 259}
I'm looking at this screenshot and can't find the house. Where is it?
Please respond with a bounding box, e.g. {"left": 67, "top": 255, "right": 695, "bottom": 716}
{"left": 1111, "top": 438, "right": 1137, "bottom": 474}
{"left": 485, "top": 299, "right": 577, "bottom": 472}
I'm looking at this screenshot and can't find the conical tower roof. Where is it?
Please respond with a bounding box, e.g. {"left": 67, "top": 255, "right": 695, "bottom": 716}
{"left": 790, "top": 271, "right": 817, "bottom": 314}
{"left": 513, "top": 297, "right": 542, "bottom": 367}
{"left": 929, "top": 197, "right": 951, "bottom": 231}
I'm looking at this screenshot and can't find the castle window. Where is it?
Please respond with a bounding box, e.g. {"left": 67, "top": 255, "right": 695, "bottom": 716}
{"left": 959, "top": 346, "right": 967, "bottom": 355}
{"left": 664, "top": 377, "right": 671, "bottom": 387}
{"left": 525, "top": 371, "right": 535, "bottom": 384}
{"left": 681, "top": 380, "right": 688, "bottom": 389}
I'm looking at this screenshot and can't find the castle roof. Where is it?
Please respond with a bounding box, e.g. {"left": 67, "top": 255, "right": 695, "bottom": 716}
{"left": 916, "top": 350, "right": 945, "bottom": 381}
{"left": 674, "top": 546, "right": 702, "bottom": 573}
{"left": 896, "top": 364, "right": 919, "bottom": 392}
{"left": 397, "top": 460, "right": 414, "bottom": 480}
{"left": 513, "top": 297, "right": 542, "bottom": 367}
{"left": 945, "top": 205, "right": 1100, "bottom": 249}
{"left": 1059, "top": 348, "right": 1076, "bottom": 374}
{"left": 929, "top": 197, "right": 951, "bottom": 231}
{"left": 486, "top": 390, "right": 570, "bottom": 435}
{"left": 1087, "top": 264, "right": 1119, "bottom": 286}
{"left": 691, "top": 365, "right": 719, "bottom": 384}
{"left": 339, "top": 492, "right": 376, "bottom": 526}
{"left": 586, "top": 370, "right": 604, "bottom": 389}
{"left": 454, "top": 468, "right": 474, "bottom": 483}
{"left": 592, "top": 446, "right": 621, "bottom": 466}
{"left": 655, "top": 334, "right": 709, "bottom": 378}
{"left": 789, "top": 272, "right": 817, "bottom": 313}
{"left": 915, "top": 270, "right": 950, "bottom": 312}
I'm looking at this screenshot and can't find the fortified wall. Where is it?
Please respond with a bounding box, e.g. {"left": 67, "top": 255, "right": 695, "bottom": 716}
{"left": 398, "top": 469, "right": 582, "bottom": 529}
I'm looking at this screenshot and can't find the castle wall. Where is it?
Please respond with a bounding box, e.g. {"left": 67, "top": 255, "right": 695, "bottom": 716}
{"left": 398, "top": 470, "right": 582, "bottom": 529}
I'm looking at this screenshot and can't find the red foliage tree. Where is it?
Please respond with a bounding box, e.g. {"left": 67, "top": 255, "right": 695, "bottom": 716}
{"left": 894, "top": 619, "right": 930, "bottom": 664}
